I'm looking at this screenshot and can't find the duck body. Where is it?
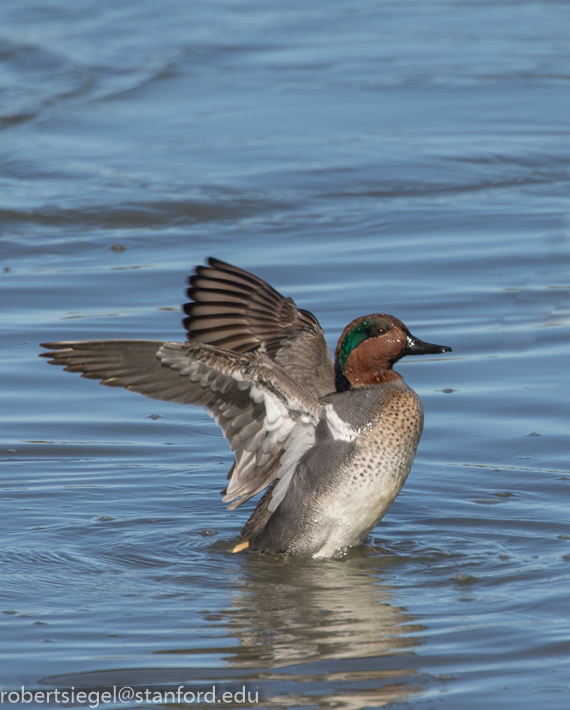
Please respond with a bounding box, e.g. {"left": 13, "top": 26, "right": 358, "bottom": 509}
{"left": 250, "top": 381, "right": 423, "bottom": 556}
{"left": 41, "top": 258, "right": 450, "bottom": 558}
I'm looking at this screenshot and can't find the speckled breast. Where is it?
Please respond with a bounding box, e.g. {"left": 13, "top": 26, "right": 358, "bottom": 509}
{"left": 312, "top": 380, "right": 425, "bottom": 557}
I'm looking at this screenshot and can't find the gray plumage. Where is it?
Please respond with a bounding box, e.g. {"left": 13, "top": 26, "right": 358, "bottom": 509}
{"left": 41, "top": 258, "right": 450, "bottom": 557}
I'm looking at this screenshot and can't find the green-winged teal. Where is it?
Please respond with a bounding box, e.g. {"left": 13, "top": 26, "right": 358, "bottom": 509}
{"left": 41, "top": 258, "right": 451, "bottom": 558}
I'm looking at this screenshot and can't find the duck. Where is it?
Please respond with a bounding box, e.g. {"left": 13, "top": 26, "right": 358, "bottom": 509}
{"left": 41, "top": 257, "right": 451, "bottom": 558}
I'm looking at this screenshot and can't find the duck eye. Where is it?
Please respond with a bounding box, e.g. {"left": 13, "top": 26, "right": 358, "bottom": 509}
{"left": 375, "top": 327, "right": 386, "bottom": 336}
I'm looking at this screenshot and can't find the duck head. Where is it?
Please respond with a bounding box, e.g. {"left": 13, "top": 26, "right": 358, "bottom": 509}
{"left": 334, "top": 314, "right": 451, "bottom": 390}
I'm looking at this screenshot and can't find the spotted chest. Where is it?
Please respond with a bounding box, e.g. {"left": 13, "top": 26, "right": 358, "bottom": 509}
{"left": 312, "top": 385, "right": 424, "bottom": 556}
{"left": 349, "top": 386, "right": 424, "bottom": 490}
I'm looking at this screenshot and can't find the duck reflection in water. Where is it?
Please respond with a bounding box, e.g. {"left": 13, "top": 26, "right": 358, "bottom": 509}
{"left": 40, "top": 555, "right": 427, "bottom": 708}
{"left": 175, "top": 554, "right": 426, "bottom": 708}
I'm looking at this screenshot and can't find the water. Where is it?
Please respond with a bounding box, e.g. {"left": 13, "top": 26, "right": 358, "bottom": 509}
{"left": 2, "top": 0, "right": 570, "bottom": 707}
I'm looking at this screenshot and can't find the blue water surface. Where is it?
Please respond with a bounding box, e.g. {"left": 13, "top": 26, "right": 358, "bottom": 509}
{"left": 2, "top": 1, "right": 570, "bottom": 708}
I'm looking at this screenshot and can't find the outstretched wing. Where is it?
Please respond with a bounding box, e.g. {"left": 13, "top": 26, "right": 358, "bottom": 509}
{"left": 183, "top": 257, "right": 335, "bottom": 398}
{"left": 40, "top": 340, "right": 354, "bottom": 509}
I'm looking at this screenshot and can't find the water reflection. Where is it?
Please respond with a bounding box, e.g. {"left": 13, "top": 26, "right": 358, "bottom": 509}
{"left": 218, "top": 553, "right": 426, "bottom": 707}
{"left": 224, "top": 552, "right": 423, "bottom": 668}
{"left": 41, "top": 552, "right": 426, "bottom": 708}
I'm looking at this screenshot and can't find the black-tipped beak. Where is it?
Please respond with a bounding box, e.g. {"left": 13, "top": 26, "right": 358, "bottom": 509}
{"left": 402, "top": 334, "right": 452, "bottom": 356}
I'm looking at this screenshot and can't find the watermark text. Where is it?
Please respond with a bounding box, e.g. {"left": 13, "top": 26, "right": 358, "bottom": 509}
{"left": 0, "top": 686, "right": 258, "bottom": 707}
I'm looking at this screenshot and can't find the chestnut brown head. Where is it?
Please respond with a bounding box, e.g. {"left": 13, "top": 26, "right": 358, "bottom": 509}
{"left": 334, "top": 313, "right": 451, "bottom": 390}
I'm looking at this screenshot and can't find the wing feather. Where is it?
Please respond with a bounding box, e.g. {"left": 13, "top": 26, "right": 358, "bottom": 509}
{"left": 183, "top": 258, "right": 335, "bottom": 398}
{"left": 41, "top": 339, "right": 352, "bottom": 510}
